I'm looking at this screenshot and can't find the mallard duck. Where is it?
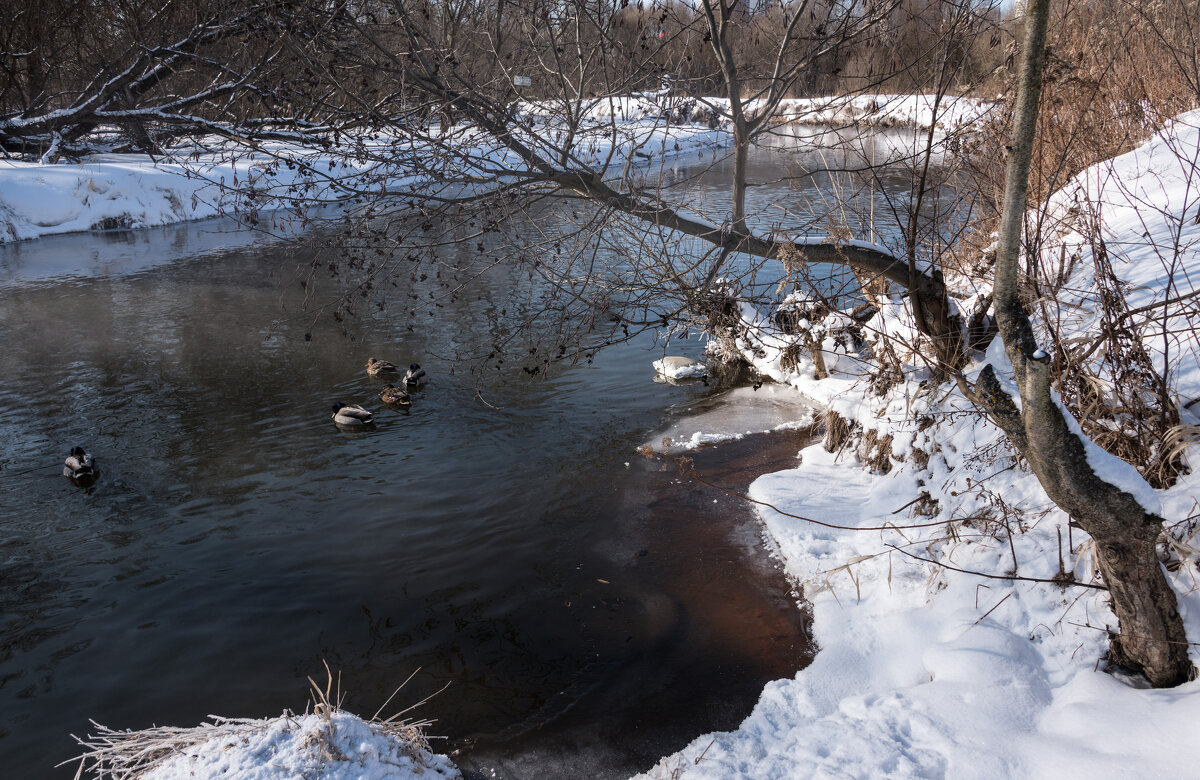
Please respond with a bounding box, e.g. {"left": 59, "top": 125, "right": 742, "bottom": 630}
{"left": 63, "top": 446, "right": 98, "bottom": 483}
{"left": 380, "top": 384, "right": 412, "bottom": 407}
{"left": 403, "top": 363, "right": 428, "bottom": 388}
{"left": 365, "top": 357, "right": 401, "bottom": 377}
{"left": 331, "top": 401, "right": 374, "bottom": 427}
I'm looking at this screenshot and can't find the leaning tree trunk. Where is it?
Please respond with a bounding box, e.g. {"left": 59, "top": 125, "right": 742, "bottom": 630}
{"left": 976, "top": 0, "right": 1191, "bottom": 686}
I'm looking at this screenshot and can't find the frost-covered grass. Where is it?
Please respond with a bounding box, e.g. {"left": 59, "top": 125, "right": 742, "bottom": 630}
{"left": 634, "top": 112, "right": 1200, "bottom": 779}
{"left": 66, "top": 709, "right": 459, "bottom": 780}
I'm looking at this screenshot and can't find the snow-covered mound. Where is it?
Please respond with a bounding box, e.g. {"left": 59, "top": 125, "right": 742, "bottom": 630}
{"left": 1031, "top": 108, "right": 1200, "bottom": 404}
{"left": 645, "top": 385, "right": 818, "bottom": 453}
{"left": 70, "top": 710, "right": 460, "bottom": 780}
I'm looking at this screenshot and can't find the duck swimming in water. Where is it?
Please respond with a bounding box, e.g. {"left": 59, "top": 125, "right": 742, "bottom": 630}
{"left": 331, "top": 401, "right": 374, "bottom": 428}
{"left": 63, "top": 446, "right": 98, "bottom": 484}
{"left": 403, "top": 363, "right": 428, "bottom": 388}
{"left": 380, "top": 384, "right": 412, "bottom": 407}
{"left": 365, "top": 357, "right": 401, "bottom": 378}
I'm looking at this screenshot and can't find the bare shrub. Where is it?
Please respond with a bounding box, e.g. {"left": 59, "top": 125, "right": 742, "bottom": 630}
{"left": 859, "top": 429, "right": 895, "bottom": 474}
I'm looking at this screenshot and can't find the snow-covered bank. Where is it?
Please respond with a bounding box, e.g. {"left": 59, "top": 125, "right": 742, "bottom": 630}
{"left": 774, "top": 93, "right": 992, "bottom": 130}
{"left": 1, "top": 92, "right": 986, "bottom": 245}
{"left": 520, "top": 93, "right": 991, "bottom": 131}
{"left": 634, "top": 113, "right": 1200, "bottom": 779}
{"left": 0, "top": 120, "right": 723, "bottom": 243}
{"left": 0, "top": 143, "right": 396, "bottom": 243}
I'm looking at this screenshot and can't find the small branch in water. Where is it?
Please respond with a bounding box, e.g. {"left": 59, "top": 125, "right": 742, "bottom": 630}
{"left": 694, "top": 737, "right": 718, "bottom": 765}
{"left": 474, "top": 390, "right": 505, "bottom": 410}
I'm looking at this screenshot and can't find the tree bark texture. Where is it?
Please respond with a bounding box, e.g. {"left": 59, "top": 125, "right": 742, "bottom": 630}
{"left": 977, "top": 0, "right": 1192, "bottom": 686}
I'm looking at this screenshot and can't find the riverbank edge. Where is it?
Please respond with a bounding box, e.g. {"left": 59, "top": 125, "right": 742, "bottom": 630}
{"left": 0, "top": 93, "right": 985, "bottom": 245}
{"left": 630, "top": 111, "right": 1200, "bottom": 779}
{"left": 454, "top": 423, "right": 822, "bottom": 780}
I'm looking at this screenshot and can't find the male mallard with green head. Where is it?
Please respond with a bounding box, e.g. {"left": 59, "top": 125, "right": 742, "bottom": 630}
{"left": 63, "top": 446, "right": 98, "bottom": 484}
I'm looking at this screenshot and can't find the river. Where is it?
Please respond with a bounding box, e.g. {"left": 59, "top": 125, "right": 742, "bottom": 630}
{"left": 0, "top": 134, "right": 944, "bottom": 778}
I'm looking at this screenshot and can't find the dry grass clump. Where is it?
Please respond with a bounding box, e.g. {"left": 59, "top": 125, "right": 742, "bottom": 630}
{"left": 1050, "top": 225, "right": 1188, "bottom": 488}
{"left": 63, "top": 665, "right": 445, "bottom": 780}
{"left": 858, "top": 429, "right": 895, "bottom": 475}
{"left": 66, "top": 717, "right": 293, "bottom": 780}
{"left": 822, "top": 409, "right": 858, "bottom": 454}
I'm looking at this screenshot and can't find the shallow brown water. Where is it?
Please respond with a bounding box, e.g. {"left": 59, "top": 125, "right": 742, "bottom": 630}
{"left": 455, "top": 428, "right": 817, "bottom": 779}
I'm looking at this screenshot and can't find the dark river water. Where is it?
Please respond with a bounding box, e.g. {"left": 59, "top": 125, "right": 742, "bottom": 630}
{"left": 0, "top": 135, "right": 940, "bottom": 778}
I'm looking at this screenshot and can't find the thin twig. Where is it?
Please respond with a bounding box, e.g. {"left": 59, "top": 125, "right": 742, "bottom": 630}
{"left": 886, "top": 544, "right": 1107, "bottom": 590}
{"left": 973, "top": 592, "right": 1013, "bottom": 625}
{"left": 683, "top": 461, "right": 977, "bottom": 532}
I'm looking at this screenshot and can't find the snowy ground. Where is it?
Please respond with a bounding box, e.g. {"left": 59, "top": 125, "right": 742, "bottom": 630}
{"left": 633, "top": 112, "right": 1200, "bottom": 779}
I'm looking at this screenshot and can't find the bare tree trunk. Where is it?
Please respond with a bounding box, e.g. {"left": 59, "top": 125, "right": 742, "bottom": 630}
{"left": 977, "top": 0, "right": 1192, "bottom": 687}
{"left": 694, "top": 0, "right": 963, "bottom": 363}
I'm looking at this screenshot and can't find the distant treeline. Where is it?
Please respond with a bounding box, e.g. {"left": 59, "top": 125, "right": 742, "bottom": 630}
{"left": 1, "top": 0, "right": 1196, "bottom": 159}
